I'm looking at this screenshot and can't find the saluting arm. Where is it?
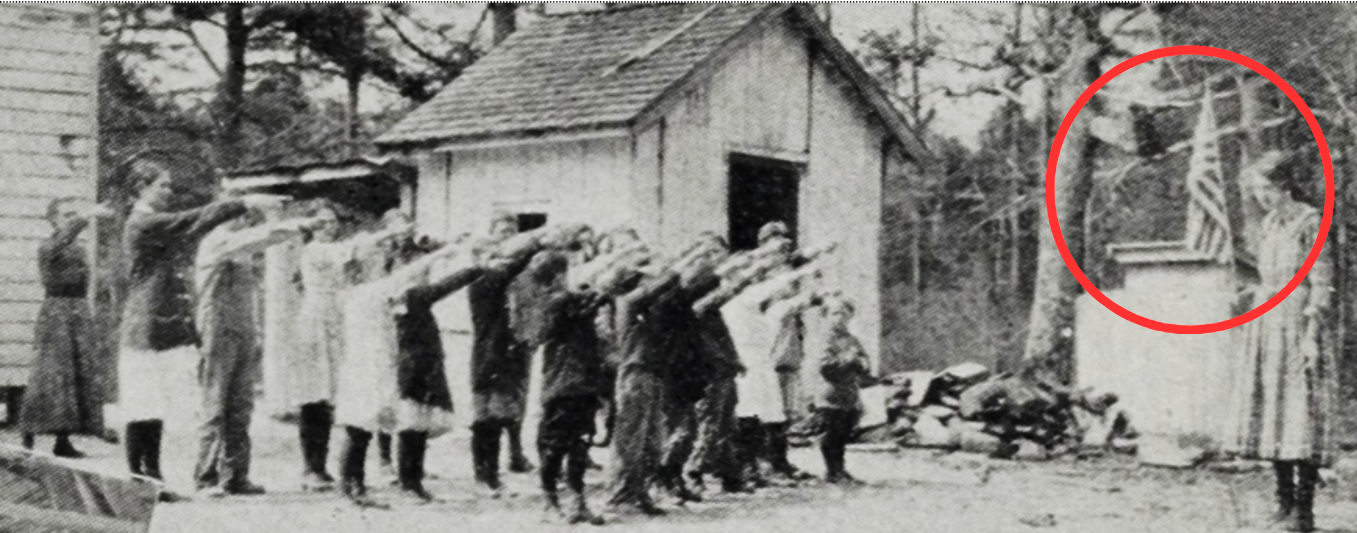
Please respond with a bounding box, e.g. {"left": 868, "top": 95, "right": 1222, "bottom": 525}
{"left": 138, "top": 199, "right": 249, "bottom": 242}
{"left": 199, "top": 216, "right": 327, "bottom": 266}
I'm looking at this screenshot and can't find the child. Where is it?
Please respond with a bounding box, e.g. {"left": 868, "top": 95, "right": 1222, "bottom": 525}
{"left": 815, "top": 297, "right": 873, "bottom": 485}
{"left": 531, "top": 251, "right": 610, "bottom": 525}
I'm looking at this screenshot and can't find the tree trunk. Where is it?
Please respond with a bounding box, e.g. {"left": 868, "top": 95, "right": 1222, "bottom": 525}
{"left": 219, "top": 4, "right": 248, "bottom": 172}
{"left": 1021, "top": 9, "right": 1102, "bottom": 383}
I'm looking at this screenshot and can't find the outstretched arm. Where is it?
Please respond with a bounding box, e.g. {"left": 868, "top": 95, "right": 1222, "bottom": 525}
{"left": 136, "top": 199, "right": 248, "bottom": 242}
{"left": 344, "top": 222, "right": 415, "bottom": 256}
{"left": 198, "top": 216, "right": 327, "bottom": 267}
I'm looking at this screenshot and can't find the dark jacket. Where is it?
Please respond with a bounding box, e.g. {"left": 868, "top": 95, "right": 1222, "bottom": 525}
{"left": 665, "top": 275, "right": 721, "bottom": 406}
{"left": 540, "top": 291, "right": 609, "bottom": 403}
{"left": 120, "top": 200, "right": 247, "bottom": 351}
{"left": 615, "top": 272, "right": 684, "bottom": 374}
{"left": 395, "top": 267, "right": 481, "bottom": 409}
{"left": 817, "top": 329, "right": 872, "bottom": 411}
{"left": 467, "top": 253, "right": 534, "bottom": 392}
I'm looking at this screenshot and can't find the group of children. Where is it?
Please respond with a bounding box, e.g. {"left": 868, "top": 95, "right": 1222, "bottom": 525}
{"left": 40, "top": 159, "right": 877, "bottom": 524}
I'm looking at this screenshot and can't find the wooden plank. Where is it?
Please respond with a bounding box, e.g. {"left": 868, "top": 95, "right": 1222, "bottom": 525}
{"left": 0, "top": 67, "right": 94, "bottom": 95}
{"left": 0, "top": 216, "right": 56, "bottom": 240}
{"left": 0, "top": 151, "right": 89, "bottom": 179}
{"left": 0, "top": 106, "right": 91, "bottom": 135}
{"left": 0, "top": 196, "right": 59, "bottom": 219}
{"left": 0, "top": 282, "right": 44, "bottom": 302}
{"left": 0, "top": 3, "right": 95, "bottom": 32}
{"left": 0, "top": 365, "right": 28, "bottom": 387}
{"left": 0, "top": 89, "right": 90, "bottom": 116}
{"left": 5, "top": 3, "right": 96, "bottom": 18}
{"left": 0, "top": 238, "right": 43, "bottom": 260}
{"left": 0, "top": 320, "right": 36, "bottom": 343}
{"left": 0, "top": 257, "right": 42, "bottom": 282}
{"left": 0, "top": 132, "right": 84, "bottom": 155}
{"left": 18, "top": 3, "right": 94, "bottom": 15}
{"left": 0, "top": 22, "right": 94, "bottom": 55}
{"left": 0, "top": 342, "right": 33, "bottom": 367}
{"left": 0, "top": 301, "right": 41, "bottom": 324}
{"left": 0, "top": 176, "right": 92, "bottom": 199}
{"left": 0, "top": 45, "right": 89, "bottom": 76}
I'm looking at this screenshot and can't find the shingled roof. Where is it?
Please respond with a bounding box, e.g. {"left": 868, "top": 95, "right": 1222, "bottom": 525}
{"left": 376, "top": 3, "right": 926, "bottom": 158}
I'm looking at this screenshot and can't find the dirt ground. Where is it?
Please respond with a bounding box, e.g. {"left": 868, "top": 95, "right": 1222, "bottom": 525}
{"left": 5, "top": 421, "right": 1357, "bottom": 533}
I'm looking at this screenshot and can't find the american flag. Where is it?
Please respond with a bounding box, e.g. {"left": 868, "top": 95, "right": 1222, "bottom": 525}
{"left": 1183, "top": 87, "right": 1233, "bottom": 263}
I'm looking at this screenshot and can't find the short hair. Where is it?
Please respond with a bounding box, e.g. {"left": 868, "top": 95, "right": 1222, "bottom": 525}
{"left": 46, "top": 197, "right": 78, "bottom": 223}
{"left": 529, "top": 251, "right": 569, "bottom": 285}
{"left": 128, "top": 159, "right": 170, "bottom": 195}
{"left": 825, "top": 297, "right": 856, "bottom": 317}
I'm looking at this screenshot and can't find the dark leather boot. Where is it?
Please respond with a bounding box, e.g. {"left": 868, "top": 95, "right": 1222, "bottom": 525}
{"left": 472, "top": 422, "right": 504, "bottom": 497}
{"left": 397, "top": 431, "right": 436, "bottom": 503}
{"left": 338, "top": 426, "right": 385, "bottom": 508}
{"left": 1270, "top": 461, "right": 1296, "bottom": 525}
{"left": 142, "top": 421, "right": 164, "bottom": 482}
{"left": 299, "top": 404, "right": 335, "bottom": 491}
{"left": 124, "top": 423, "right": 145, "bottom": 476}
{"left": 52, "top": 434, "right": 85, "bottom": 459}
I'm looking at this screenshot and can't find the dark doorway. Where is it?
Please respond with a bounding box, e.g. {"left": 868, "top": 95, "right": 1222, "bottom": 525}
{"left": 727, "top": 155, "right": 800, "bottom": 251}
{"left": 517, "top": 213, "right": 547, "bottom": 233}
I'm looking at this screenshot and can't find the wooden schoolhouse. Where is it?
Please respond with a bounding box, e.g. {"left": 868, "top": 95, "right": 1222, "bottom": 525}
{"left": 376, "top": 3, "right": 933, "bottom": 376}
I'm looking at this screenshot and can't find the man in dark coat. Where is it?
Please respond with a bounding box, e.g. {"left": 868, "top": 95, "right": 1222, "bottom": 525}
{"left": 467, "top": 213, "right": 537, "bottom": 496}
{"left": 116, "top": 160, "right": 272, "bottom": 501}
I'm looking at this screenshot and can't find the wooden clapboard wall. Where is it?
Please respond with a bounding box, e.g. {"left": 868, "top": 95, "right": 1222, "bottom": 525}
{"left": 0, "top": 3, "right": 99, "bottom": 387}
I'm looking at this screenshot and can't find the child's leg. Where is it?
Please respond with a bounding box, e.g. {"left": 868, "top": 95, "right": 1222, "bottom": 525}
{"left": 338, "top": 426, "right": 371, "bottom": 495}
{"left": 537, "top": 402, "right": 567, "bottom": 508}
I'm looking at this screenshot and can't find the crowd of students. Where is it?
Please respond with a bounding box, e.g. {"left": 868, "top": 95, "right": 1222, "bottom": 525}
{"left": 22, "top": 160, "right": 877, "bottom": 525}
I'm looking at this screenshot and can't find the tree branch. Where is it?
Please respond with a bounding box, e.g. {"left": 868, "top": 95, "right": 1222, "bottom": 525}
{"left": 381, "top": 12, "right": 457, "bottom": 70}
{"left": 176, "top": 25, "right": 222, "bottom": 77}
{"left": 938, "top": 83, "right": 1024, "bottom": 105}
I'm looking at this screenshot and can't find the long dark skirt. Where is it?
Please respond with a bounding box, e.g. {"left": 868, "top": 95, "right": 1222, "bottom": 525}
{"left": 18, "top": 297, "right": 100, "bottom": 435}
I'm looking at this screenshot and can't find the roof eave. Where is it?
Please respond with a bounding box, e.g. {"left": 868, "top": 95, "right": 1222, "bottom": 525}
{"left": 223, "top": 156, "right": 416, "bottom": 191}
{"left": 376, "top": 121, "right": 634, "bottom": 155}
{"left": 785, "top": 5, "right": 936, "bottom": 168}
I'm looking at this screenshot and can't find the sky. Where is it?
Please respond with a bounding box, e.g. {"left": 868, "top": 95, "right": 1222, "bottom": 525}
{"left": 121, "top": 3, "right": 1163, "bottom": 151}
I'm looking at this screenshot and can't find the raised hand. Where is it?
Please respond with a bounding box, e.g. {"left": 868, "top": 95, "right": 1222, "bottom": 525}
{"left": 81, "top": 202, "right": 116, "bottom": 219}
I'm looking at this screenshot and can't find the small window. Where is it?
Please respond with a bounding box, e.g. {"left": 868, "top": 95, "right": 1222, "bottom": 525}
{"left": 517, "top": 213, "right": 547, "bottom": 233}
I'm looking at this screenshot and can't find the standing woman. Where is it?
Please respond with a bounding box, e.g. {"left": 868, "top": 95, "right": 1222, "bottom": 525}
{"left": 18, "top": 199, "right": 111, "bottom": 457}
{"left": 287, "top": 205, "right": 410, "bottom": 491}
{"left": 1227, "top": 151, "right": 1335, "bottom": 533}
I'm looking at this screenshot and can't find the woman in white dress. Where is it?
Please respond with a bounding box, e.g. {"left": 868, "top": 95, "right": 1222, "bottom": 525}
{"left": 287, "top": 206, "right": 411, "bottom": 491}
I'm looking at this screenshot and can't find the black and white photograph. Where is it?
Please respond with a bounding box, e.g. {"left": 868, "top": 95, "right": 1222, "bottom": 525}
{"left": 0, "top": 2, "right": 1355, "bottom": 532}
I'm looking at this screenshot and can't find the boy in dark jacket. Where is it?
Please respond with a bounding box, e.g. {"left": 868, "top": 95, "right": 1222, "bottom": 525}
{"left": 532, "top": 251, "right": 609, "bottom": 525}
{"left": 815, "top": 297, "right": 873, "bottom": 485}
